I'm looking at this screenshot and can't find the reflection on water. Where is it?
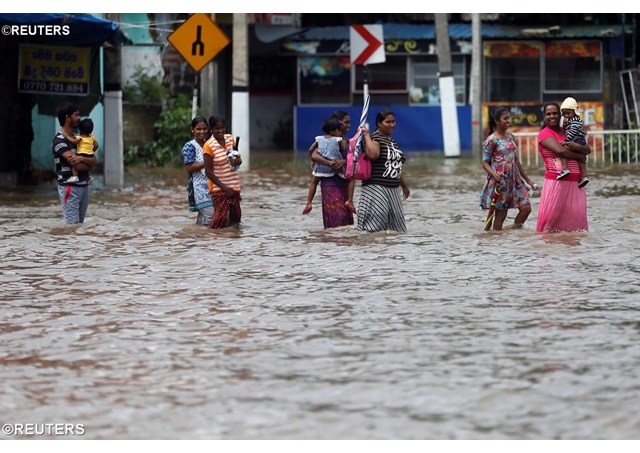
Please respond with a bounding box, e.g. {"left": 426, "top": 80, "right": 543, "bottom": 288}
{"left": 1, "top": 155, "right": 639, "bottom": 439}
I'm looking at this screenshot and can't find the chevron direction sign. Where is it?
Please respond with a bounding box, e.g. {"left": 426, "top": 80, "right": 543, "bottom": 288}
{"left": 350, "top": 24, "right": 385, "bottom": 65}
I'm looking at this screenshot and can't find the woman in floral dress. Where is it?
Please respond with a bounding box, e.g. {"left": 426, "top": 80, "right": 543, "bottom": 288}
{"left": 479, "top": 107, "right": 537, "bottom": 230}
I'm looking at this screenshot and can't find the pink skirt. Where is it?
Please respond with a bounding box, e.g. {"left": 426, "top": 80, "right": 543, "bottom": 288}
{"left": 536, "top": 177, "right": 588, "bottom": 232}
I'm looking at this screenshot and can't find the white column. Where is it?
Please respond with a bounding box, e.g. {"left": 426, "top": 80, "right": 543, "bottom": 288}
{"left": 435, "top": 13, "right": 460, "bottom": 158}
{"left": 103, "top": 91, "right": 124, "bottom": 188}
{"left": 101, "top": 19, "right": 124, "bottom": 189}
{"left": 232, "top": 13, "right": 250, "bottom": 171}
{"left": 471, "top": 13, "right": 482, "bottom": 159}
{"left": 438, "top": 77, "right": 460, "bottom": 157}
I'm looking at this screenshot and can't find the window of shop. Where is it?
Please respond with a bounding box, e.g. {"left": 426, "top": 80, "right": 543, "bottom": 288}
{"left": 409, "top": 56, "right": 466, "bottom": 105}
{"left": 484, "top": 40, "right": 604, "bottom": 102}
{"left": 353, "top": 56, "right": 408, "bottom": 103}
{"left": 484, "top": 41, "right": 541, "bottom": 102}
{"left": 543, "top": 41, "right": 602, "bottom": 93}
{"left": 297, "top": 54, "right": 470, "bottom": 106}
{"left": 298, "top": 56, "right": 351, "bottom": 105}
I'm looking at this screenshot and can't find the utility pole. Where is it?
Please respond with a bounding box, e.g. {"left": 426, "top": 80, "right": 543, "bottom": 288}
{"left": 200, "top": 62, "right": 218, "bottom": 118}
{"left": 232, "top": 13, "right": 250, "bottom": 171}
{"left": 471, "top": 13, "right": 482, "bottom": 159}
{"left": 435, "top": 13, "right": 460, "bottom": 157}
{"left": 103, "top": 13, "right": 124, "bottom": 188}
{"left": 200, "top": 13, "right": 218, "bottom": 118}
{"left": 631, "top": 14, "right": 637, "bottom": 70}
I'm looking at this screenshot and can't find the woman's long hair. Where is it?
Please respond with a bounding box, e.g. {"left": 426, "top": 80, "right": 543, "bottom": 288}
{"left": 488, "top": 107, "right": 509, "bottom": 135}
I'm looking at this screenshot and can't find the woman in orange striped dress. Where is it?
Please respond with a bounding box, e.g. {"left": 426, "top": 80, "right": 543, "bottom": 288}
{"left": 203, "top": 116, "right": 242, "bottom": 229}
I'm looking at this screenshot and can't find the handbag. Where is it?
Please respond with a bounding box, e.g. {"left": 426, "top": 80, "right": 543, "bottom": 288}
{"left": 345, "top": 131, "right": 371, "bottom": 181}
{"left": 187, "top": 174, "right": 197, "bottom": 211}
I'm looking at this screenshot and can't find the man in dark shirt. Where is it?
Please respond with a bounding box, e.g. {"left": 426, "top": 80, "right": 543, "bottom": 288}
{"left": 52, "top": 102, "right": 98, "bottom": 224}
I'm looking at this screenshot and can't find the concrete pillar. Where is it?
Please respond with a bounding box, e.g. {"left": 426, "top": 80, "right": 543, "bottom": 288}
{"left": 200, "top": 61, "right": 218, "bottom": 118}
{"left": 199, "top": 13, "right": 218, "bottom": 118}
{"left": 471, "top": 14, "right": 482, "bottom": 159}
{"left": 103, "top": 91, "right": 124, "bottom": 188}
{"left": 103, "top": 13, "right": 124, "bottom": 188}
{"left": 435, "top": 13, "right": 460, "bottom": 158}
{"left": 232, "top": 13, "right": 250, "bottom": 171}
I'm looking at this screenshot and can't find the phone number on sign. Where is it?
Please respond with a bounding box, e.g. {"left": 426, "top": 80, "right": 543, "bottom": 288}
{"left": 23, "top": 64, "right": 85, "bottom": 80}
{"left": 20, "top": 80, "right": 87, "bottom": 94}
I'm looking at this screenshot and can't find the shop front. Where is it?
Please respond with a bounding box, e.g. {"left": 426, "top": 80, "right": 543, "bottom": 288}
{"left": 0, "top": 13, "right": 126, "bottom": 184}
{"left": 280, "top": 22, "right": 628, "bottom": 153}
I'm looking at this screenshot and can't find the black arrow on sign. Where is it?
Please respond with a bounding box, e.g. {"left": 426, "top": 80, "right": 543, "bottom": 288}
{"left": 192, "top": 25, "right": 204, "bottom": 56}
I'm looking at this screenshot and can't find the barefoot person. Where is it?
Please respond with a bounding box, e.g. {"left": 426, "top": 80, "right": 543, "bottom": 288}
{"left": 556, "top": 96, "right": 590, "bottom": 188}
{"left": 479, "top": 107, "right": 536, "bottom": 230}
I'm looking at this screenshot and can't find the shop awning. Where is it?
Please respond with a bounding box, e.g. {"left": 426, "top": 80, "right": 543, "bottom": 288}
{"left": 0, "top": 13, "right": 129, "bottom": 46}
{"left": 285, "top": 23, "right": 629, "bottom": 42}
{"left": 281, "top": 22, "right": 630, "bottom": 56}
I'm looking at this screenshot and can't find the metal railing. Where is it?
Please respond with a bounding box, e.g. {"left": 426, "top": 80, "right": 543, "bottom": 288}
{"left": 513, "top": 130, "right": 640, "bottom": 166}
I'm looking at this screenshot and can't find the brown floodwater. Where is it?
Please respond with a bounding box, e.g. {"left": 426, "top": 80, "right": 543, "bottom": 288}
{"left": 1, "top": 153, "right": 639, "bottom": 439}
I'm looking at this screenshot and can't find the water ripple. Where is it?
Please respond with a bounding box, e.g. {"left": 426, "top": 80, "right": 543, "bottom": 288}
{"left": 1, "top": 162, "right": 639, "bottom": 439}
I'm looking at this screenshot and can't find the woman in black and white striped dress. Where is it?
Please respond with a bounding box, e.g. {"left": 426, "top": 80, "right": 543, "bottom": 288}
{"left": 358, "top": 109, "right": 410, "bottom": 232}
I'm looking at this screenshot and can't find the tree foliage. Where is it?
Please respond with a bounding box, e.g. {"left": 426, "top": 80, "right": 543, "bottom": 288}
{"left": 124, "top": 93, "right": 198, "bottom": 167}
{"left": 123, "top": 67, "right": 201, "bottom": 167}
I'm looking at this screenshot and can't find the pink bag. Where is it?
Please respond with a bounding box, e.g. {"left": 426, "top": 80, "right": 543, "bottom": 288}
{"left": 345, "top": 132, "right": 371, "bottom": 181}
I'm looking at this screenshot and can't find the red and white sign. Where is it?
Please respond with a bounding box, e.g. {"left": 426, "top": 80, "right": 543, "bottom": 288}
{"left": 350, "top": 24, "right": 385, "bottom": 65}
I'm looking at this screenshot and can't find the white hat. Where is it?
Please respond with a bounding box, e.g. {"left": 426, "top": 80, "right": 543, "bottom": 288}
{"left": 560, "top": 97, "right": 578, "bottom": 111}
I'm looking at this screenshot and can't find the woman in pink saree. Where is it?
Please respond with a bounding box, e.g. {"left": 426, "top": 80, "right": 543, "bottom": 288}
{"left": 536, "top": 102, "right": 591, "bottom": 232}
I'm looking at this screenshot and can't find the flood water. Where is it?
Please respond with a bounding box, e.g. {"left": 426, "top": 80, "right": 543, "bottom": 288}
{"left": 1, "top": 154, "right": 639, "bottom": 439}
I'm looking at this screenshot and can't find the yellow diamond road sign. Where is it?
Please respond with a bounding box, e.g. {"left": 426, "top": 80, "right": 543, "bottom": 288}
{"left": 167, "top": 13, "right": 230, "bottom": 73}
